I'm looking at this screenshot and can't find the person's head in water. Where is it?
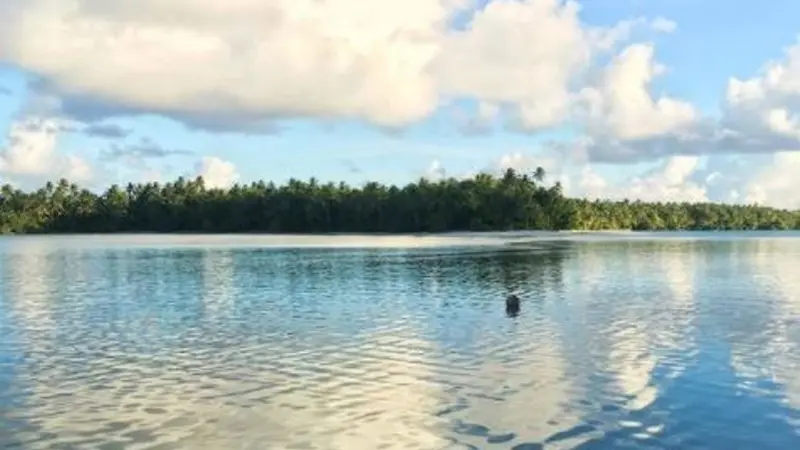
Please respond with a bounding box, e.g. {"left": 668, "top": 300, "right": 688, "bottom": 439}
{"left": 506, "top": 294, "right": 520, "bottom": 316}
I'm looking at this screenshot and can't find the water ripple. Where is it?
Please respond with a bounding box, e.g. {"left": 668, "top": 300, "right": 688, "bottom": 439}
{"left": 1, "top": 235, "right": 800, "bottom": 448}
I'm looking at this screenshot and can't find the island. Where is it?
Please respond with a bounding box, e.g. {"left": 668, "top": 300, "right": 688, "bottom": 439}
{"left": 1, "top": 168, "right": 798, "bottom": 234}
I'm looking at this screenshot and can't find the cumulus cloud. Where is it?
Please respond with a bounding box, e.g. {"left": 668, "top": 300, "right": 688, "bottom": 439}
{"left": 1, "top": 0, "right": 670, "bottom": 135}
{"left": 439, "top": 4, "right": 674, "bottom": 133}
{"left": 486, "top": 151, "right": 708, "bottom": 203}
{"left": 0, "top": 118, "right": 93, "bottom": 186}
{"left": 573, "top": 37, "right": 800, "bottom": 163}
{"left": 741, "top": 152, "right": 800, "bottom": 209}
{"left": 436, "top": 0, "right": 595, "bottom": 130}
{"left": 578, "top": 156, "right": 709, "bottom": 203}
{"left": 195, "top": 156, "right": 239, "bottom": 189}
{"left": 487, "top": 150, "right": 800, "bottom": 209}
{"left": 722, "top": 39, "right": 800, "bottom": 147}
{"left": 3, "top": 0, "right": 800, "bottom": 188}
{"left": 2, "top": 0, "right": 449, "bottom": 129}
{"left": 580, "top": 43, "right": 698, "bottom": 141}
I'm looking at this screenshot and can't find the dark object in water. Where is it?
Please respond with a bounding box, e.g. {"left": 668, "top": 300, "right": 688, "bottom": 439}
{"left": 506, "top": 294, "right": 520, "bottom": 317}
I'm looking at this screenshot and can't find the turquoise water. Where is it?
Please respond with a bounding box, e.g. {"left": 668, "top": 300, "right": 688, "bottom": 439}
{"left": 0, "top": 233, "right": 799, "bottom": 449}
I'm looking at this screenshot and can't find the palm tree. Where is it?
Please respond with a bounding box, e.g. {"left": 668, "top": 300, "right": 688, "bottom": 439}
{"left": 533, "top": 167, "right": 546, "bottom": 183}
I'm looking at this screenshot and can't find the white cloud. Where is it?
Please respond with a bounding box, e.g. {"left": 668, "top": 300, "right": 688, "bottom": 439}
{"left": 722, "top": 39, "right": 800, "bottom": 145}
{"left": 482, "top": 149, "right": 795, "bottom": 209}
{"left": 436, "top": 150, "right": 744, "bottom": 206}
{"left": 195, "top": 156, "right": 239, "bottom": 189}
{"left": 560, "top": 151, "right": 800, "bottom": 208}
{"left": 742, "top": 151, "right": 800, "bottom": 209}
{"left": 574, "top": 37, "right": 800, "bottom": 163}
{"left": 0, "top": 118, "right": 93, "bottom": 185}
{"left": 436, "top": 0, "right": 596, "bottom": 130}
{"left": 438, "top": 2, "right": 670, "bottom": 132}
{"left": 2, "top": 0, "right": 449, "bottom": 128}
{"left": 580, "top": 43, "right": 698, "bottom": 141}
{"left": 0, "top": 119, "right": 61, "bottom": 176}
{"left": 492, "top": 153, "right": 709, "bottom": 203}
{"left": 4, "top": 0, "right": 800, "bottom": 180}
{"left": 578, "top": 156, "right": 709, "bottom": 203}
{"left": 64, "top": 154, "right": 93, "bottom": 182}
{"left": 1, "top": 0, "right": 660, "bottom": 133}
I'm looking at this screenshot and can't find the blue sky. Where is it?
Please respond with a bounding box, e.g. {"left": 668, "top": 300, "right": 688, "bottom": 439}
{"left": 1, "top": 0, "right": 800, "bottom": 208}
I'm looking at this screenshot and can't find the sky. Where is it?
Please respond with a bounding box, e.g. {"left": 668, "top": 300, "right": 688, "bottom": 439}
{"left": 1, "top": 0, "right": 800, "bottom": 209}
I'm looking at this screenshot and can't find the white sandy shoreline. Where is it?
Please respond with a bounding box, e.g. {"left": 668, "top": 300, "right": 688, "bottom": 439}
{"left": 1, "top": 229, "right": 798, "bottom": 251}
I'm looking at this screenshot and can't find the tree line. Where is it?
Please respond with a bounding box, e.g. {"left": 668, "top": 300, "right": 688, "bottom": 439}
{"left": 1, "top": 168, "right": 798, "bottom": 234}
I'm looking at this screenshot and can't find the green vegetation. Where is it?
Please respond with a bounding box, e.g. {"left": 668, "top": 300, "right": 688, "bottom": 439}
{"left": 1, "top": 168, "right": 798, "bottom": 234}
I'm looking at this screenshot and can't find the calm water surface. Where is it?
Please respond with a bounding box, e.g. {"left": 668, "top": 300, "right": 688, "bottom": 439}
{"left": 0, "top": 232, "right": 799, "bottom": 449}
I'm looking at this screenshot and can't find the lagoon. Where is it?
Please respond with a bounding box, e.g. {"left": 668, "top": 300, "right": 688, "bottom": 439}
{"left": 1, "top": 232, "right": 799, "bottom": 449}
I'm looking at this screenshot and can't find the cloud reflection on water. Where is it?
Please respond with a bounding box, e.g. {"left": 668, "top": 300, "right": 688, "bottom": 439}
{"left": 0, "top": 234, "right": 799, "bottom": 448}
{"left": 732, "top": 239, "right": 800, "bottom": 411}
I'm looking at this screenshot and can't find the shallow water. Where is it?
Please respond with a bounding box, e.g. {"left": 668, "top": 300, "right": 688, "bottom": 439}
{"left": 1, "top": 233, "right": 799, "bottom": 449}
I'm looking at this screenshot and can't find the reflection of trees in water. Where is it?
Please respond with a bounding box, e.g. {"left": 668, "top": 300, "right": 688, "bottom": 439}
{"left": 6, "top": 237, "right": 798, "bottom": 448}
{"left": 205, "top": 244, "right": 580, "bottom": 447}
{"left": 402, "top": 243, "right": 571, "bottom": 305}
{"left": 200, "top": 249, "right": 236, "bottom": 320}
{"left": 3, "top": 241, "right": 62, "bottom": 340}
{"left": 216, "top": 244, "right": 572, "bottom": 328}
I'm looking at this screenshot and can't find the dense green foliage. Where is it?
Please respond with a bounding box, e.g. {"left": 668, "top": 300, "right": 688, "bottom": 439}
{"left": 1, "top": 168, "right": 798, "bottom": 234}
